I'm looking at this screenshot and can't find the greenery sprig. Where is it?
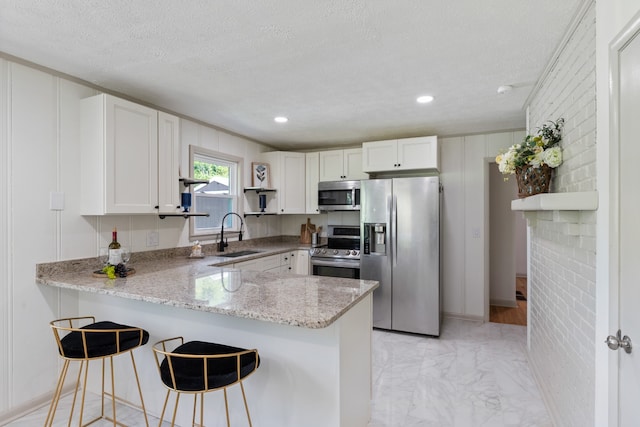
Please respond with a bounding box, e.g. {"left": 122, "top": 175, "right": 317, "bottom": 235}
{"left": 496, "top": 118, "right": 564, "bottom": 175}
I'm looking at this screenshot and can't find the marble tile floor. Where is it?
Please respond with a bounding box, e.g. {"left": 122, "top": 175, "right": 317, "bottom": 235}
{"left": 3, "top": 318, "right": 550, "bottom": 427}
{"left": 2, "top": 393, "right": 172, "bottom": 427}
{"left": 368, "top": 318, "right": 551, "bottom": 427}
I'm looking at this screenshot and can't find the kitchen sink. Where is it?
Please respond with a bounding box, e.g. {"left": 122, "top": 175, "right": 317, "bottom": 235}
{"left": 218, "top": 250, "right": 262, "bottom": 258}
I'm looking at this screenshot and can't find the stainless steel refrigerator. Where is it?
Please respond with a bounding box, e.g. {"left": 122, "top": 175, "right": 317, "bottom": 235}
{"left": 361, "top": 177, "right": 441, "bottom": 336}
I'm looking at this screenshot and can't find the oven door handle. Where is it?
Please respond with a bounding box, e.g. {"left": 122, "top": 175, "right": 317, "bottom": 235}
{"left": 310, "top": 258, "right": 361, "bottom": 268}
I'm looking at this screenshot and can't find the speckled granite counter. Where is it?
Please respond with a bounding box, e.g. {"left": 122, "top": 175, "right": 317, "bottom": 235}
{"left": 36, "top": 242, "right": 377, "bottom": 329}
{"left": 36, "top": 239, "right": 375, "bottom": 426}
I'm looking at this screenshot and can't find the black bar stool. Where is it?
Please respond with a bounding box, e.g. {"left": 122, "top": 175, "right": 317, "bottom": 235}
{"left": 152, "top": 337, "right": 260, "bottom": 427}
{"left": 45, "top": 316, "right": 150, "bottom": 427}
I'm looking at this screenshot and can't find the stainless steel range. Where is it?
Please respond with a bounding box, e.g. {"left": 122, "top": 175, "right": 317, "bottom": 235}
{"left": 310, "top": 225, "right": 360, "bottom": 279}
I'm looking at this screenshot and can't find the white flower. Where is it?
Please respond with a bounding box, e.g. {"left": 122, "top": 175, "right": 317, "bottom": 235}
{"left": 496, "top": 149, "right": 517, "bottom": 174}
{"left": 543, "top": 146, "right": 563, "bottom": 168}
{"left": 529, "top": 152, "right": 544, "bottom": 168}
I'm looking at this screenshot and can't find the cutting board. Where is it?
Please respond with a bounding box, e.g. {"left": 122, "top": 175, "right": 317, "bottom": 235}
{"left": 300, "top": 218, "right": 316, "bottom": 244}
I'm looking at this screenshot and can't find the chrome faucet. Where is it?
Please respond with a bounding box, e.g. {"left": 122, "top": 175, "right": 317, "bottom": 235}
{"left": 218, "top": 212, "right": 244, "bottom": 252}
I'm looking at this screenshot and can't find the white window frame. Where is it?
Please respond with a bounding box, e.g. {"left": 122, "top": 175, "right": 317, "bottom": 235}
{"left": 189, "top": 145, "right": 243, "bottom": 240}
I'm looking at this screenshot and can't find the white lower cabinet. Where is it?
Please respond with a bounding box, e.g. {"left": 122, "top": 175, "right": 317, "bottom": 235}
{"left": 233, "top": 254, "right": 281, "bottom": 272}
{"left": 281, "top": 251, "right": 311, "bottom": 275}
{"left": 294, "top": 250, "right": 310, "bottom": 275}
{"left": 232, "top": 258, "right": 263, "bottom": 271}
{"left": 262, "top": 254, "right": 282, "bottom": 273}
{"left": 233, "top": 250, "right": 309, "bottom": 275}
{"left": 279, "top": 252, "right": 293, "bottom": 274}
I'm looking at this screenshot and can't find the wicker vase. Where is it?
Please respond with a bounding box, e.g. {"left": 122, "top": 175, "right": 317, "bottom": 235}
{"left": 515, "top": 164, "right": 553, "bottom": 198}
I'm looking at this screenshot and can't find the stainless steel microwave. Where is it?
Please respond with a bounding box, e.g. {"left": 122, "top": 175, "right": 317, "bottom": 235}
{"left": 318, "top": 180, "right": 361, "bottom": 211}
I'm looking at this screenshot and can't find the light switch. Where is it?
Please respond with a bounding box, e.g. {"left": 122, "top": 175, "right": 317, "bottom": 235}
{"left": 49, "top": 192, "right": 65, "bottom": 210}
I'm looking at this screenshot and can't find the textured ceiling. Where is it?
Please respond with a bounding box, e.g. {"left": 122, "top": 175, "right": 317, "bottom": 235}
{"left": 0, "top": 0, "right": 582, "bottom": 150}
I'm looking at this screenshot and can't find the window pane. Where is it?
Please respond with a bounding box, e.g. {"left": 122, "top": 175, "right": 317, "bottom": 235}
{"left": 189, "top": 146, "right": 241, "bottom": 238}
{"left": 194, "top": 195, "right": 233, "bottom": 229}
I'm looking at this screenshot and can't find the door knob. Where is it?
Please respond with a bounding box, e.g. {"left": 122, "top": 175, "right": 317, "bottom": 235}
{"left": 605, "top": 329, "right": 632, "bottom": 354}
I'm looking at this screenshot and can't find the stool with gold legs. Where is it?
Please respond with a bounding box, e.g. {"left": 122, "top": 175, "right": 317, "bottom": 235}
{"left": 45, "top": 316, "right": 150, "bottom": 427}
{"left": 152, "top": 337, "right": 260, "bottom": 427}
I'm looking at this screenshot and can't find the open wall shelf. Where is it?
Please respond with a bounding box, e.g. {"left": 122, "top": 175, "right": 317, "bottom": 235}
{"left": 511, "top": 191, "right": 598, "bottom": 211}
{"left": 159, "top": 212, "right": 210, "bottom": 219}
{"left": 244, "top": 187, "right": 277, "bottom": 194}
{"left": 244, "top": 212, "right": 277, "bottom": 218}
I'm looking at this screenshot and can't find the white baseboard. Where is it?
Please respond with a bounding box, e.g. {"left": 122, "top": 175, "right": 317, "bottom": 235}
{"left": 490, "top": 298, "right": 518, "bottom": 308}
{"left": 0, "top": 386, "right": 71, "bottom": 426}
{"left": 443, "top": 312, "right": 485, "bottom": 322}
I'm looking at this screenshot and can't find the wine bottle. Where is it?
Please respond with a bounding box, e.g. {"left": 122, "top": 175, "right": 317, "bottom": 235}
{"left": 108, "top": 227, "right": 122, "bottom": 265}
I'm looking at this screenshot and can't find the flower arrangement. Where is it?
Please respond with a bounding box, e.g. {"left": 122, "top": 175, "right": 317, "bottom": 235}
{"left": 496, "top": 118, "right": 564, "bottom": 176}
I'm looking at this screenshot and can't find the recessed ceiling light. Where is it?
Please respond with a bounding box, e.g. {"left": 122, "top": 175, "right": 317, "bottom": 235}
{"left": 274, "top": 116, "right": 288, "bottom": 123}
{"left": 416, "top": 95, "right": 434, "bottom": 104}
{"left": 497, "top": 85, "right": 513, "bottom": 94}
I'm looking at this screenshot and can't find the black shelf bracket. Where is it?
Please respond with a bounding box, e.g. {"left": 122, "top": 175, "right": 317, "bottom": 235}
{"left": 244, "top": 212, "right": 277, "bottom": 218}
{"left": 179, "top": 177, "right": 209, "bottom": 188}
{"left": 159, "top": 212, "right": 210, "bottom": 219}
{"left": 244, "top": 187, "right": 276, "bottom": 194}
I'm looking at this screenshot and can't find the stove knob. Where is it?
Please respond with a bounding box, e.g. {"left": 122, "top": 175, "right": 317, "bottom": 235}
{"left": 333, "top": 250, "right": 338, "bottom": 255}
{"left": 321, "top": 249, "right": 327, "bottom": 254}
{"left": 351, "top": 250, "right": 358, "bottom": 256}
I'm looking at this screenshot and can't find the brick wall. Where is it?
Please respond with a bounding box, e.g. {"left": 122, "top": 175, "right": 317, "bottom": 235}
{"left": 526, "top": 3, "right": 597, "bottom": 427}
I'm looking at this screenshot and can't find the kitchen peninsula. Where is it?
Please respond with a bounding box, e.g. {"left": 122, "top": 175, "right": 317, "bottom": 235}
{"left": 36, "top": 246, "right": 378, "bottom": 427}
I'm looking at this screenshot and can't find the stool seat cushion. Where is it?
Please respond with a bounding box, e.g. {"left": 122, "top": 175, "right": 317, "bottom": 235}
{"left": 59, "top": 321, "right": 149, "bottom": 359}
{"left": 160, "top": 340, "right": 260, "bottom": 392}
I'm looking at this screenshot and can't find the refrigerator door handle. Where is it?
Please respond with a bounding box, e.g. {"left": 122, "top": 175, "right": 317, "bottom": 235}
{"left": 392, "top": 195, "right": 398, "bottom": 267}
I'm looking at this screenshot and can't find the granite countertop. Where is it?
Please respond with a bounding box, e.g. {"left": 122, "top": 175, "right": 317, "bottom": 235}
{"left": 36, "top": 240, "right": 378, "bottom": 329}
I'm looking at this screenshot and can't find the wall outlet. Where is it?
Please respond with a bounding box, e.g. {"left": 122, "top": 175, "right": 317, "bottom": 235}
{"left": 147, "top": 231, "right": 159, "bottom": 247}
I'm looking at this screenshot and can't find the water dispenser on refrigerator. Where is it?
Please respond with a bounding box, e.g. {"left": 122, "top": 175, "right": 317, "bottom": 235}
{"left": 363, "top": 223, "right": 387, "bottom": 255}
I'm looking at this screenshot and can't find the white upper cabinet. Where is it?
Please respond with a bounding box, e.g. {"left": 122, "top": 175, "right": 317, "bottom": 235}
{"left": 157, "top": 112, "right": 181, "bottom": 214}
{"left": 305, "top": 152, "right": 320, "bottom": 214}
{"left": 81, "top": 94, "right": 159, "bottom": 215}
{"left": 319, "top": 148, "right": 367, "bottom": 181}
{"left": 362, "top": 136, "right": 439, "bottom": 172}
{"left": 262, "top": 151, "right": 306, "bottom": 214}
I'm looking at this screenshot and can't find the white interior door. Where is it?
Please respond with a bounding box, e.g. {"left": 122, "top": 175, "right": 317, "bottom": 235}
{"left": 611, "top": 19, "right": 640, "bottom": 426}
